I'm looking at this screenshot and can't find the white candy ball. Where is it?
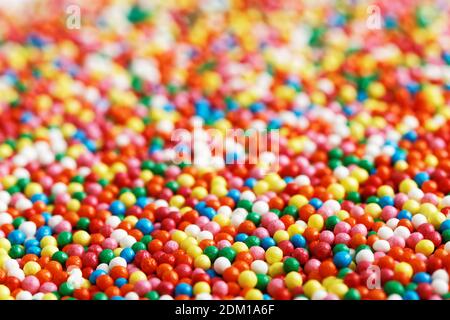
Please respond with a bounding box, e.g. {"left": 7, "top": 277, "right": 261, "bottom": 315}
{"left": 213, "top": 257, "right": 231, "bottom": 274}
{"left": 19, "top": 221, "right": 36, "bottom": 237}
{"left": 355, "top": 249, "right": 374, "bottom": 264}
{"left": 119, "top": 235, "right": 137, "bottom": 248}
{"left": 109, "top": 257, "right": 127, "bottom": 268}
{"left": 0, "top": 212, "right": 13, "bottom": 226}
{"left": 240, "top": 190, "right": 256, "bottom": 202}
{"left": 106, "top": 216, "right": 121, "bottom": 228}
{"left": 432, "top": 279, "right": 449, "bottom": 295}
{"left": 251, "top": 260, "right": 268, "bottom": 274}
{"left": 125, "top": 292, "right": 140, "bottom": 300}
{"left": 16, "top": 291, "right": 33, "bottom": 300}
{"left": 252, "top": 201, "right": 269, "bottom": 215}
{"left": 432, "top": 269, "right": 449, "bottom": 282}
{"left": 412, "top": 214, "right": 427, "bottom": 228}
{"left": 294, "top": 175, "right": 310, "bottom": 186}
{"left": 110, "top": 229, "right": 128, "bottom": 242}
{"left": 394, "top": 226, "right": 411, "bottom": 239}
{"left": 373, "top": 239, "right": 390, "bottom": 252}
{"left": 377, "top": 226, "right": 394, "bottom": 240}
{"left": 197, "top": 231, "right": 213, "bottom": 241}
{"left": 185, "top": 224, "right": 201, "bottom": 237}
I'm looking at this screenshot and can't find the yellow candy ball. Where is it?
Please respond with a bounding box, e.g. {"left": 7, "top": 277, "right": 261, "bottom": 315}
{"left": 177, "top": 174, "right": 195, "bottom": 188}
{"left": 428, "top": 212, "right": 446, "bottom": 228}
{"left": 129, "top": 271, "right": 147, "bottom": 284}
{"left": 265, "top": 247, "right": 283, "bottom": 264}
{"left": 123, "top": 216, "right": 138, "bottom": 227}
{"left": 186, "top": 245, "right": 202, "bottom": 259}
{"left": 273, "top": 230, "right": 290, "bottom": 243}
{"left": 341, "top": 177, "right": 359, "bottom": 193}
{"left": 328, "top": 283, "right": 349, "bottom": 298}
{"left": 41, "top": 245, "right": 58, "bottom": 257}
{"left": 180, "top": 237, "right": 197, "bottom": 251}
{"left": 415, "top": 239, "right": 435, "bottom": 257}
{"left": 23, "top": 261, "right": 41, "bottom": 275}
{"left": 340, "top": 84, "right": 357, "bottom": 103}
{"left": 40, "top": 236, "right": 57, "bottom": 247}
{"left": 169, "top": 195, "right": 185, "bottom": 208}
{"left": 0, "top": 238, "right": 11, "bottom": 251}
{"left": 351, "top": 168, "right": 369, "bottom": 183}
{"left": 399, "top": 179, "right": 418, "bottom": 194}
{"left": 308, "top": 214, "right": 324, "bottom": 230}
{"left": 0, "top": 285, "right": 11, "bottom": 299}
{"left": 253, "top": 180, "right": 269, "bottom": 195}
{"left": 322, "top": 276, "right": 337, "bottom": 290}
{"left": 419, "top": 203, "right": 438, "bottom": 217}
{"left": 211, "top": 186, "right": 228, "bottom": 198}
{"left": 303, "top": 280, "right": 323, "bottom": 298}
{"left": 377, "top": 185, "right": 395, "bottom": 197}
{"left": 194, "top": 255, "right": 211, "bottom": 270}
{"left": 245, "top": 288, "right": 263, "bottom": 300}
{"left": 73, "top": 230, "right": 91, "bottom": 246}
{"left": 337, "top": 210, "right": 350, "bottom": 220}
{"left": 365, "top": 203, "right": 382, "bottom": 219}
{"left": 191, "top": 187, "right": 208, "bottom": 200}
{"left": 327, "top": 183, "right": 346, "bottom": 200}
{"left": 287, "top": 224, "right": 304, "bottom": 237}
{"left": 289, "top": 195, "right": 308, "bottom": 208}
{"left": 67, "top": 199, "right": 80, "bottom": 212}
{"left": 213, "top": 214, "right": 230, "bottom": 227}
{"left": 119, "top": 192, "right": 136, "bottom": 208}
{"left": 285, "top": 271, "right": 303, "bottom": 290}
{"left": 113, "top": 248, "right": 122, "bottom": 257}
{"left": 395, "top": 262, "right": 413, "bottom": 278}
{"left": 42, "top": 293, "right": 58, "bottom": 300}
{"left": 268, "top": 262, "right": 284, "bottom": 277}
{"left": 403, "top": 199, "right": 420, "bottom": 214}
{"left": 238, "top": 270, "right": 258, "bottom": 289}
{"left": 231, "top": 241, "right": 248, "bottom": 253}
{"left": 171, "top": 230, "right": 187, "bottom": 244}
{"left": 24, "top": 183, "right": 43, "bottom": 197}
{"left": 193, "top": 281, "right": 211, "bottom": 295}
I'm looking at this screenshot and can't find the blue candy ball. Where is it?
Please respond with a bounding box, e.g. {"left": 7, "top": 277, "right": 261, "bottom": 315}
{"left": 135, "top": 218, "right": 154, "bottom": 234}
{"left": 175, "top": 283, "right": 193, "bottom": 296}
{"left": 333, "top": 251, "right": 352, "bottom": 268}
{"left": 8, "top": 230, "right": 26, "bottom": 245}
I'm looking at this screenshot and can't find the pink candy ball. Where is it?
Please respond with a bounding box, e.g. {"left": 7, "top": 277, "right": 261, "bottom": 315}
{"left": 102, "top": 238, "right": 118, "bottom": 250}
{"left": 203, "top": 222, "right": 220, "bottom": 234}
{"left": 267, "top": 278, "right": 285, "bottom": 296}
{"left": 212, "top": 280, "right": 228, "bottom": 297}
{"left": 164, "top": 240, "right": 179, "bottom": 253}
{"left": 304, "top": 258, "right": 321, "bottom": 274}
{"left": 381, "top": 206, "right": 398, "bottom": 220}
{"left": 134, "top": 280, "right": 152, "bottom": 296}
{"left": 22, "top": 276, "right": 40, "bottom": 294}
{"left": 350, "top": 224, "right": 368, "bottom": 237}
{"left": 253, "top": 227, "right": 269, "bottom": 239}
{"left": 249, "top": 246, "right": 265, "bottom": 260}
{"left": 40, "top": 282, "right": 58, "bottom": 293}
{"left": 334, "top": 222, "right": 351, "bottom": 234}
{"left": 335, "top": 233, "right": 351, "bottom": 245}
{"left": 319, "top": 230, "right": 334, "bottom": 244}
